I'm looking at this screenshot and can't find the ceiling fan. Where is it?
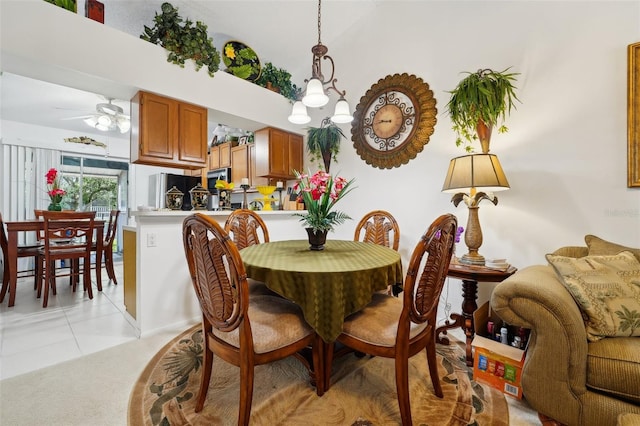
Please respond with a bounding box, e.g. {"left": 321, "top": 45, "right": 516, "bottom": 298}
{"left": 62, "top": 98, "right": 131, "bottom": 133}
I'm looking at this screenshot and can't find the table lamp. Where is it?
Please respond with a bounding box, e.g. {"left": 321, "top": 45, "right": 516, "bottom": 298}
{"left": 442, "top": 153, "right": 510, "bottom": 266}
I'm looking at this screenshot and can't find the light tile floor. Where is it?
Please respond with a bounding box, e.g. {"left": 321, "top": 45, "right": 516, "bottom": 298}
{"left": 0, "top": 260, "right": 138, "bottom": 380}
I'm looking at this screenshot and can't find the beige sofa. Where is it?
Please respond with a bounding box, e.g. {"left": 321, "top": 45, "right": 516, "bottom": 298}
{"left": 491, "top": 237, "right": 640, "bottom": 426}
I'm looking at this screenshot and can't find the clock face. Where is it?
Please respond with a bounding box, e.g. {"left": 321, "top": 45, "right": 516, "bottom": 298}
{"left": 351, "top": 74, "right": 437, "bottom": 169}
{"left": 372, "top": 104, "right": 404, "bottom": 140}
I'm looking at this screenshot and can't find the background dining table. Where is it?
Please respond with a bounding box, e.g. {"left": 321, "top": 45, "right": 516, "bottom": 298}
{"left": 4, "top": 219, "right": 104, "bottom": 307}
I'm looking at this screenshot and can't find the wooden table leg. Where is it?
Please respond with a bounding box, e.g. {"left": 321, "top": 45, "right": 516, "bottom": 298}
{"left": 435, "top": 278, "right": 479, "bottom": 366}
{"left": 461, "top": 278, "right": 478, "bottom": 366}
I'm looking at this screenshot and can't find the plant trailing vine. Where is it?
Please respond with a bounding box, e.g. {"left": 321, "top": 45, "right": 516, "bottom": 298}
{"left": 254, "top": 62, "right": 301, "bottom": 102}
{"left": 445, "top": 68, "right": 520, "bottom": 152}
{"left": 306, "top": 118, "right": 345, "bottom": 173}
{"left": 140, "top": 2, "right": 220, "bottom": 77}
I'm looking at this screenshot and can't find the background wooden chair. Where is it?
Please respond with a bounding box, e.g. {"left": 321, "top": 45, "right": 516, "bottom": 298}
{"left": 224, "top": 209, "right": 274, "bottom": 296}
{"left": 0, "top": 212, "right": 42, "bottom": 305}
{"left": 354, "top": 210, "right": 400, "bottom": 251}
{"left": 331, "top": 213, "right": 458, "bottom": 426}
{"left": 182, "top": 214, "right": 322, "bottom": 425}
{"left": 38, "top": 211, "right": 96, "bottom": 308}
{"left": 354, "top": 210, "right": 401, "bottom": 294}
{"left": 91, "top": 209, "right": 120, "bottom": 285}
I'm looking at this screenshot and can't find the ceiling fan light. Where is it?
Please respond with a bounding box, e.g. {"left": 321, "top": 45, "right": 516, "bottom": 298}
{"left": 302, "top": 79, "right": 329, "bottom": 107}
{"left": 95, "top": 122, "right": 110, "bottom": 131}
{"left": 117, "top": 117, "right": 131, "bottom": 133}
{"left": 288, "top": 101, "right": 311, "bottom": 124}
{"left": 330, "top": 98, "right": 353, "bottom": 123}
{"left": 97, "top": 114, "right": 112, "bottom": 127}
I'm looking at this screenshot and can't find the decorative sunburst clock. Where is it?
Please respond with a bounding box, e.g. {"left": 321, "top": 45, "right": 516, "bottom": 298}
{"left": 351, "top": 73, "right": 437, "bottom": 169}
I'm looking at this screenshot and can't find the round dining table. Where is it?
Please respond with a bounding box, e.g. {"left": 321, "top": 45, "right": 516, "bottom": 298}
{"left": 240, "top": 239, "right": 404, "bottom": 343}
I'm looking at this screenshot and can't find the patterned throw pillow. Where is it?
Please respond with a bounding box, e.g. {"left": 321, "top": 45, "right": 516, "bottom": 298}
{"left": 585, "top": 234, "right": 640, "bottom": 262}
{"left": 546, "top": 251, "right": 640, "bottom": 342}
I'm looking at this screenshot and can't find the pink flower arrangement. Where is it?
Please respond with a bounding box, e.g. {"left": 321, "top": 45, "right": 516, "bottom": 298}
{"left": 293, "top": 170, "right": 355, "bottom": 233}
{"left": 46, "top": 168, "right": 66, "bottom": 204}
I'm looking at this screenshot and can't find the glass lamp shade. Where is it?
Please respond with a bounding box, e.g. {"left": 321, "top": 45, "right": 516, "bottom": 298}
{"left": 442, "top": 154, "right": 510, "bottom": 193}
{"left": 97, "top": 114, "right": 112, "bottom": 127}
{"left": 117, "top": 117, "right": 131, "bottom": 133}
{"left": 288, "top": 101, "right": 311, "bottom": 124}
{"left": 330, "top": 98, "right": 353, "bottom": 123}
{"left": 302, "top": 78, "right": 329, "bottom": 107}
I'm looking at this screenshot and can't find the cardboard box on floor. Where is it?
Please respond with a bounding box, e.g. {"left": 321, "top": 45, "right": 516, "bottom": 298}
{"left": 472, "top": 302, "right": 527, "bottom": 399}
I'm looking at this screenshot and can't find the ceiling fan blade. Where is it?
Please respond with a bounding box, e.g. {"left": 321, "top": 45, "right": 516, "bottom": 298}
{"left": 61, "top": 115, "right": 94, "bottom": 120}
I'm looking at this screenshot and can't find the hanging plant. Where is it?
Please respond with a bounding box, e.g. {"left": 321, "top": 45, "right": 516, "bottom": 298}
{"left": 445, "top": 68, "right": 520, "bottom": 153}
{"left": 140, "top": 2, "right": 220, "bottom": 78}
{"left": 306, "top": 118, "right": 345, "bottom": 173}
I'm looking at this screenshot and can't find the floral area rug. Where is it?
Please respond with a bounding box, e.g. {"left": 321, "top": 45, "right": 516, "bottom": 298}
{"left": 128, "top": 325, "right": 508, "bottom": 426}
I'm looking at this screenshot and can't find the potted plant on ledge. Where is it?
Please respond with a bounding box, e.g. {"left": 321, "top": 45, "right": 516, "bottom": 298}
{"left": 254, "top": 62, "right": 300, "bottom": 102}
{"left": 140, "top": 2, "right": 220, "bottom": 77}
{"left": 445, "top": 68, "right": 520, "bottom": 153}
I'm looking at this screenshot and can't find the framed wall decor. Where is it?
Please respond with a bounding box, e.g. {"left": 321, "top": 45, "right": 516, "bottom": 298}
{"left": 628, "top": 42, "right": 640, "bottom": 188}
{"left": 238, "top": 136, "right": 248, "bottom": 145}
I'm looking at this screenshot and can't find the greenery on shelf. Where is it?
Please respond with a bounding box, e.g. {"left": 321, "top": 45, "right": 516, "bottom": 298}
{"left": 222, "top": 41, "right": 261, "bottom": 81}
{"left": 140, "top": 2, "right": 220, "bottom": 78}
{"left": 43, "top": 0, "right": 77, "bottom": 12}
{"left": 254, "top": 62, "right": 301, "bottom": 102}
{"left": 306, "top": 119, "right": 346, "bottom": 172}
{"left": 445, "top": 68, "right": 520, "bottom": 152}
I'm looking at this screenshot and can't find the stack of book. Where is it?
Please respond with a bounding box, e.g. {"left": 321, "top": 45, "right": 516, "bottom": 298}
{"left": 484, "top": 259, "right": 511, "bottom": 271}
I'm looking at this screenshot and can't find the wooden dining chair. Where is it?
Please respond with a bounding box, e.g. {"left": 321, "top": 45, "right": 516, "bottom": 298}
{"left": 354, "top": 210, "right": 401, "bottom": 295}
{"left": 354, "top": 209, "right": 400, "bottom": 251}
{"left": 224, "top": 209, "right": 274, "bottom": 296}
{"left": 331, "top": 213, "right": 458, "bottom": 426}
{"left": 37, "top": 211, "right": 96, "bottom": 308}
{"left": 0, "top": 212, "right": 42, "bottom": 305}
{"left": 91, "top": 209, "right": 120, "bottom": 285}
{"left": 182, "top": 213, "right": 322, "bottom": 425}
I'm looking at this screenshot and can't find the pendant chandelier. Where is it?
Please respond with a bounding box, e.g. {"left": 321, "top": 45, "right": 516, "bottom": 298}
{"left": 288, "top": 0, "right": 353, "bottom": 125}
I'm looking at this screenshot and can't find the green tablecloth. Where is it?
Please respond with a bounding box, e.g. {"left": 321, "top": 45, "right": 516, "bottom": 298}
{"left": 240, "top": 240, "right": 403, "bottom": 342}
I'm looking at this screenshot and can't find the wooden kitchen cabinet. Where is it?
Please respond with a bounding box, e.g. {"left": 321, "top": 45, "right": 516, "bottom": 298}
{"left": 254, "top": 127, "right": 303, "bottom": 179}
{"left": 130, "top": 91, "right": 207, "bottom": 169}
{"left": 208, "top": 142, "right": 232, "bottom": 171}
{"left": 231, "top": 144, "right": 248, "bottom": 185}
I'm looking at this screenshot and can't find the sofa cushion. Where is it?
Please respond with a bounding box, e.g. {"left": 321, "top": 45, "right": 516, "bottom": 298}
{"left": 585, "top": 235, "right": 640, "bottom": 262}
{"left": 545, "top": 251, "right": 640, "bottom": 341}
{"left": 588, "top": 337, "right": 640, "bottom": 404}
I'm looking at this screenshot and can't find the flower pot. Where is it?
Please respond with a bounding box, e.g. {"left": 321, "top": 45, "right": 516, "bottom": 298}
{"left": 306, "top": 228, "right": 328, "bottom": 251}
{"left": 476, "top": 120, "right": 493, "bottom": 154}
{"left": 48, "top": 202, "right": 62, "bottom": 211}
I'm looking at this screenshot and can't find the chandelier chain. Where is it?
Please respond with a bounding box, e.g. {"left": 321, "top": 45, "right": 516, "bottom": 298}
{"left": 317, "top": 0, "right": 322, "bottom": 45}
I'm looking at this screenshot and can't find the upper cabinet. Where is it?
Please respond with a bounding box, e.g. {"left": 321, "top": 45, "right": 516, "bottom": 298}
{"left": 254, "top": 127, "right": 303, "bottom": 180}
{"left": 130, "top": 91, "right": 207, "bottom": 169}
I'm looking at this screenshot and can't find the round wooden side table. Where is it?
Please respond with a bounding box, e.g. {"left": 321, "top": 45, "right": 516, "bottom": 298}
{"left": 436, "top": 262, "right": 517, "bottom": 366}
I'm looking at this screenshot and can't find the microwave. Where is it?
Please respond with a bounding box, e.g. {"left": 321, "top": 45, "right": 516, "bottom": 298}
{"left": 207, "top": 168, "right": 231, "bottom": 193}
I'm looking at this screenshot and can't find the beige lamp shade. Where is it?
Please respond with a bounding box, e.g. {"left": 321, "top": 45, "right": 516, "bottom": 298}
{"left": 442, "top": 154, "right": 510, "bottom": 193}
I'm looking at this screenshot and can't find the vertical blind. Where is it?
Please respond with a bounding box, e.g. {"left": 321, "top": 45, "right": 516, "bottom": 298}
{"left": 1, "top": 144, "right": 61, "bottom": 244}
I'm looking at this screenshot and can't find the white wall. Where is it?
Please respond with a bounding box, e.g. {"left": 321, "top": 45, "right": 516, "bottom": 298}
{"left": 2, "top": 1, "right": 639, "bottom": 318}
